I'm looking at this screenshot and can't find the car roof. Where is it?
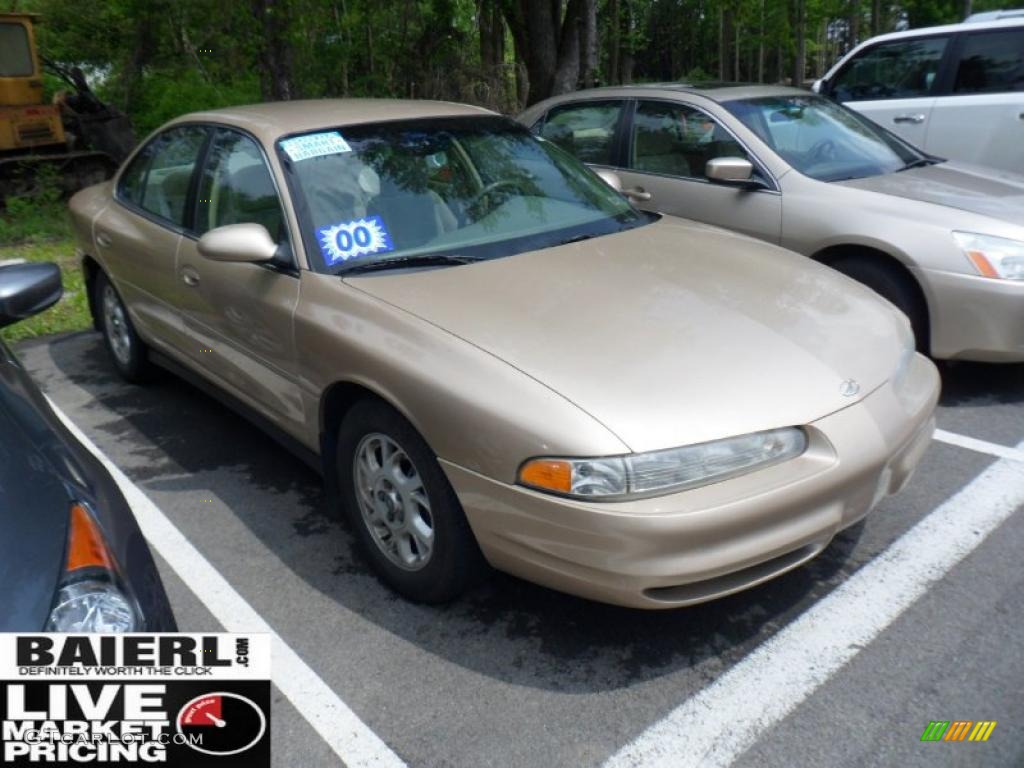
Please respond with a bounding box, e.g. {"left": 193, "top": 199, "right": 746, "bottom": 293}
{"left": 848, "top": 15, "right": 1024, "bottom": 44}
{"left": 538, "top": 82, "right": 809, "bottom": 105}
{"left": 167, "top": 99, "right": 498, "bottom": 145}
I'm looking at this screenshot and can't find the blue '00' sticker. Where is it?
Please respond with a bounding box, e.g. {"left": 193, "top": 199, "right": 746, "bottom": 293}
{"left": 316, "top": 216, "right": 395, "bottom": 266}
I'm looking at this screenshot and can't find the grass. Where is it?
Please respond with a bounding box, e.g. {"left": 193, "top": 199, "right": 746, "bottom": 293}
{"left": 0, "top": 196, "right": 92, "bottom": 344}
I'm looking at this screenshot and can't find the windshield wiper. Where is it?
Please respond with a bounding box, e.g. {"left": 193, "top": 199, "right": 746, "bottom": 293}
{"left": 897, "top": 157, "right": 940, "bottom": 172}
{"left": 557, "top": 232, "right": 602, "bottom": 246}
{"left": 339, "top": 253, "right": 484, "bottom": 275}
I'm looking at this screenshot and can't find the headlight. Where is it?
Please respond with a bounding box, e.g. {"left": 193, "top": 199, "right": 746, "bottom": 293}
{"left": 46, "top": 503, "right": 140, "bottom": 632}
{"left": 518, "top": 427, "right": 807, "bottom": 500}
{"left": 46, "top": 581, "right": 136, "bottom": 632}
{"left": 891, "top": 315, "right": 916, "bottom": 396}
{"left": 953, "top": 232, "right": 1024, "bottom": 280}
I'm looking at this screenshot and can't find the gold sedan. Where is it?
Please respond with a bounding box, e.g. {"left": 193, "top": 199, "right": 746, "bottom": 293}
{"left": 68, "top": 100, "right": 939, "bottom": 608}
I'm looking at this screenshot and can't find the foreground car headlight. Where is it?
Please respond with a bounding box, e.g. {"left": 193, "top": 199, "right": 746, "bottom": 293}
{"left": 47, "top": 581, "right": 136, "bottom": 633}
{"left": 518, "top": 427, "right": 807, "bottom": 500}
{"left": 45, "top": 503, "right": 140, "bottom": 633}
{"left": 953, "top": 232, "right": 1024, "bottom": 280}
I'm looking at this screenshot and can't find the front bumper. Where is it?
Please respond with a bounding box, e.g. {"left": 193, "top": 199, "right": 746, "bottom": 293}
{"left": 443, "top": 355, "right": 940, "bottom": 609}
{"left": 918, "top": 267, "right": 1024, "bottom": 362}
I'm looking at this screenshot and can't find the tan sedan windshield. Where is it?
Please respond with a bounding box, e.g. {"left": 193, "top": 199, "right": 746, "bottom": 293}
{"left": 278, "top": 116, "right": 647, "bottom": 273}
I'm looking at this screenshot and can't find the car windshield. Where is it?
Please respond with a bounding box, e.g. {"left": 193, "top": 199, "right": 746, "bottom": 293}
{"left": 723, "top": 94, "right": 924, "bottom": 182}
{"left": 279, "top": 116, "right": 647, "bottom": 274}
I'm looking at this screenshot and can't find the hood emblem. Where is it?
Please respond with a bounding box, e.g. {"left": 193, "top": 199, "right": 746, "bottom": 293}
{"left": 839, "top": 379, "right": 860, "bottom": 397}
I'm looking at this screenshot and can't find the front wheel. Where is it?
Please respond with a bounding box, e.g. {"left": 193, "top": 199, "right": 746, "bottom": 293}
{"left": 336, "top": 399, "right": 486, "bottom": 603}
{"left": 95, "top": 272, "right": 154, "bottom": 382}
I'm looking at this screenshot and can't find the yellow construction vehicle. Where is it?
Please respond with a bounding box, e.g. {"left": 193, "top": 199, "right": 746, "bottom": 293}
{"left": 1, "top": 12, "right": 134, "bottom": 200}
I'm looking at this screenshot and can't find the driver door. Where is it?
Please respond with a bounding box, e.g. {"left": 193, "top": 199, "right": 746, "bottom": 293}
{"left": 175, "top": 127, "right": 305, "bottom": 434}
{"left": 615, "top": 100, "right": 782, "bottom": 243}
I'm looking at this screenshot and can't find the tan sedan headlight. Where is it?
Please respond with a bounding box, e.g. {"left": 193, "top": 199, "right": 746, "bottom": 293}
{"left": 518, "top": 428, "right": 807, "bottom": 500}
{"left": 954, "top": 232, "right": 1024, "bottom": 280}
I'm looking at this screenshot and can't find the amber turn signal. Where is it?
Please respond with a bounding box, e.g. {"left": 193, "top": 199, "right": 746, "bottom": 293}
{"left": 518, "top": 459, "right": 573, "bottom": 493}
{"left": 65, "top": 503, "right": 116, "bottom": 572}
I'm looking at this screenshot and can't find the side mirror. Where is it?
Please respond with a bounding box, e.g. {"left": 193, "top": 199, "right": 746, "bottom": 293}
{"left": 0, "top": 262, "right": 63, "bottom": 329}
{"left": 593, "top": 168, "right": 623, "bottom": 193}
{"left": 706, "top": 157, "right": 756, "bottom": 183}
{"left": 197, "top": 223, "right": 278, "bottom": 264}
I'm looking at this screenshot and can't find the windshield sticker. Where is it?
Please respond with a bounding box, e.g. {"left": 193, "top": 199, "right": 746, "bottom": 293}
{"left": 316, "top": 216, "right": 395, "bottom": 265}
{"left": 280, "top": 131, "right": 352, "bottom": 162}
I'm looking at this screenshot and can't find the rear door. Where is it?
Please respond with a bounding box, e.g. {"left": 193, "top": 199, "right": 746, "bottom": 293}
{"left": 93, "top": 125, "right": 208, "bottom": 352}
{"left": 926, "top": 26, "right": 1024, "bottom": 173}
{"left": 174, "top": 127, "right": 305, "bottom": 434}
{"left": 827, "top": 34, "right": 952, "bottom": 149}
{"left": 615, "top": 99, "right": 782, "bottom": 243}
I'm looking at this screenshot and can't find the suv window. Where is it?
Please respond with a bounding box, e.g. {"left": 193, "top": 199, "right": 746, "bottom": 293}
{"left": 195, "top": 129, "right": 286, "bottom": 240}
{"left": 0, "top": 22, "right": 33, "bottom": 77}
{"left": 832, "top": 36, "right": 950, "bottom": 101}
{"left": 954, "top": 28, "right": 1024, "bottom": 94}
{"left": 537, "top": 101, "right": 623, "bottom": 165}
{"left": 631, "top": 100, "right": 758, "bottom": 181}
{"left": 121, "top": 127, "right": 207, "bottom": 227}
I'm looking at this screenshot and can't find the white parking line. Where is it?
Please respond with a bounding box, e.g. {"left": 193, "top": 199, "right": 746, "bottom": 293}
{"left": 47, "top": 397, "right": 407, "bottom": 768}
{"left": 933, "top": 428, "right": 1024, "bottom": 463}
{"left": 604, "top": 439, "right": 1024, "bottom": 768}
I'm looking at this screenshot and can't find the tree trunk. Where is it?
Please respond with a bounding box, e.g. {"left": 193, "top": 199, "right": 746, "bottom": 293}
{"left": 848, "top": 0, "right": 860, "bottom": 51}
{"left": 790, "top": 0, "right": 805, "bottom": 86}
{"left": 758, "top": 0, "right": 765, "bottom": 82}
{"left": 251, "top": 0, "right": 296, "bottom": 101}
{"left": 502, "top": 0, "right": 584, "bottom": 105}
{"left": 962, "top": 0, "right": 972, "bottom": 18}
{"left": 580, "top": 0, "right": 598, "bottom": 87}
{"left": 608, "top": 0, "right": 621, "bottom": 83}
{"left": 871, "top": 0, "right": 882, "bottom": 36}
{"left": 718, "top": 7, "right": 725, "bottom": 80}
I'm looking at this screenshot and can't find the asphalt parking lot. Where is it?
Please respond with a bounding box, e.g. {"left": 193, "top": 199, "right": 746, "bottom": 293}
{"left": 15, "top": 330, "right": 1024, "bottom": 768}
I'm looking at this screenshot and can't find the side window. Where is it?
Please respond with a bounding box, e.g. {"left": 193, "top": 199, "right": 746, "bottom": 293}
{"left": 124, "top": 127, "right": 207, "bottom": 227}
{"left": 0, "top": 22, "right": 34, "bottom": 77}
{"left": 832, "top": 36, "right": 950, "bottom": 101}
{"left": 195, "top": 130, "right": 286, "bottom": 241}
{"left": 117, "top": 148, "right": 151, "bottom": 207}
{"left": 538, "top": 101, "right": 623, "bottom": 165}
{"left": 631, "top": 101, "right": 755, "bottom": 181}
{"left": 954, "top": 29, "right": 1024, "bottom": 94}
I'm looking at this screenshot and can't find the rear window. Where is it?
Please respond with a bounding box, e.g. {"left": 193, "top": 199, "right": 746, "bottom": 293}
{"left": 0, "top": 22, "right": 34, "bottom": 77}
{"left": 954, "top": 28, "right": 1024, "bottom": 94}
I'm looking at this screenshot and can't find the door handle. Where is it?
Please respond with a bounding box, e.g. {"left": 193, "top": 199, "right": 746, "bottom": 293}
{"left": 95, "top": 231, "right": 112, "bottom": 248}
{"left": 622, "top": 186, "right": 652, "bottom": 202}
{"left": 181, "top": 268, "right": 201, "bottom": 287}
{"left": 1019, "top": 112, "right": 1024, "bottom": 120}
{"left": 893, "top": 114, "right": 925, "bottom": 125}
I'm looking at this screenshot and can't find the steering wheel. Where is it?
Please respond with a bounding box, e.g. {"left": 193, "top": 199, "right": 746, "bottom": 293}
{"left": 467, "top": 178, "right": 528, "bottom": 216}
{"left": 806, "top": 139, "right": 839, "bottom": 165}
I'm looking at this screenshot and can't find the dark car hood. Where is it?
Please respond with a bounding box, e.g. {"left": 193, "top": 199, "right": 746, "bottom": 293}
{"left": 838, "top": 162, "right": 1024, "bottom": 225}
{"left": 0, "top": 348, "right": 70, "bottom": 631}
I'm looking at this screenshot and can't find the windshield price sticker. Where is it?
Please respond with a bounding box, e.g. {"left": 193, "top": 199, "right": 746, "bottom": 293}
{"left": 280, "top": 131, "right": 352, "bottom": 162}
{"left": 0, "top": 633, "right": 271, "bottom": 767}
{"left": 316, "top": 216, "right": 396, "bottom": 265}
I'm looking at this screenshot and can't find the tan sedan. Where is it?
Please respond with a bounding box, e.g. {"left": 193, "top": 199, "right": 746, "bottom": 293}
{"left": 519, "top": 85, "right": 1024, "bottom": 362}
{"left": 68, "top": 100, "right": 939, "bottom": 608}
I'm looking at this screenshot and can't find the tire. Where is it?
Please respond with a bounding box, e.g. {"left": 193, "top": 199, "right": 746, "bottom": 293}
{"left": 830, "top": 256, "right": 929, "bottom": 354}
{"left": 337, "top": 399, "right": 487, "bottom": 603}
{"left": 95, "top": 271, "right": 154, "bottom": 382}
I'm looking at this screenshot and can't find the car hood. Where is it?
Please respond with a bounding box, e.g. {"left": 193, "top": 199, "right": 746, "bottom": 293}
{"left": 347, "top": 216, "right": 904, "bottom": 453}
{"left": 838, "top": 163, "right": 1024, "bottom": 225}
{"left": 0, "top": 364, "right": 69, "bottom": 631}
